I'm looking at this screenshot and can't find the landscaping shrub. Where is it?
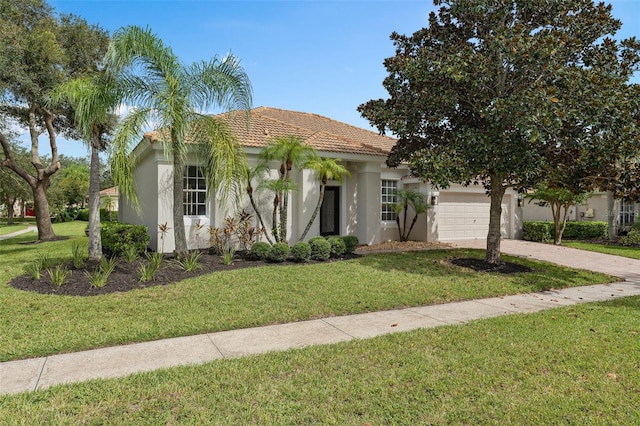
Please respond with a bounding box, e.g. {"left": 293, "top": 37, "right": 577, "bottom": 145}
{"left": 562, "top": 221, "right": 607, "bottom": 240}
{"left": 291, "top": 242, "right": 311, "bottom": 263}
{"left": 522, "top": 222, "right": 553, "bottom": 243}
{"left": 326, "top": 236, "right": 346, "bottom": 258}
{"left": 342, "top": 235, "right": 359, "bottom": 254}
{"left": 309, "top": 236, "right": 331, "bottom": 261}
{"left": 100, "top": 208, "right": 118, "bottom": 222}
{"left": 267, "top": 242, "right": 290, "bottom": 263}
{"left": 77, "top": 208, "right": 90, "bottom": 221}
{"left": 101, "top": 222, "right": 150, "bottom": 258}
{"left": 250, "top": 242, "right": 271, "bottom": 260}
{"left": 619, "top": 229, "right": 640, "bottom": 246}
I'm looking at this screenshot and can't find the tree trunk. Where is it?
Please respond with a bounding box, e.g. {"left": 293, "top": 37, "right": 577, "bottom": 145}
{"left": 486, "top": 176, "right": 506, "bottom": 265}
{"left": 248, "top": 192, "right": 273, "bottom": 244}
{"left": 172, "top": 152, "right": 187, "bottom": 257}
{"left": 406, "top": 214, "right": 419, "bottom": 241}
{"left": 87, "top": 136, "right": 102, "bottom": 260}
{"left": 272, "top": 194, "right": 279, "bottom": 243}
{"left": 32, "top": 180, "right": 55, "bottom": 240}
{"left": 6, "top": 198, "right": 16, "bottom": 225}
{"left": 299, "top": 184, "right": 325, "bottom": 242}
{"left": 607, "top": 192, "right": 619, "bottom": 241}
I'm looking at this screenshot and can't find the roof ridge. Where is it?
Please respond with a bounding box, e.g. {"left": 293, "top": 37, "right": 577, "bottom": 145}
{"left": 253, "top": 106, "right": 396, "bottom": 142}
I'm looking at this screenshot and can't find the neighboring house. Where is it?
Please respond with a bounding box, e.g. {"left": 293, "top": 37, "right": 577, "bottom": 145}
{"left": 99, "top": 187, "right": 119, "bottom": 212}
{"left": 120, "top": 107, "right": 523, "bottom": 252}
{"left": 523, "top": 191, "right": 637, "bottom": 235}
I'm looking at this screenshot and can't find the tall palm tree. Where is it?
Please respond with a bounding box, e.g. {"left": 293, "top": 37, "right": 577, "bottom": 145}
{"left": 49, "top": 74, "right": 119, "bottom": 260}
{"left": 106, "top": 26, "right": 252, "bottom": 257}
{"left": 298, "top": 155, "right": 350, "bottom": 241}
{"left": 259, "top": 135, "right": 314, "bottom": 242}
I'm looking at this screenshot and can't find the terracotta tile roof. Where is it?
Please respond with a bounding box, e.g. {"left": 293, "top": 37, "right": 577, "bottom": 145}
{"left": 99, "top": 186, "right": 118, "bottom": 196}
{"left": 145, "top": 107, "right": 396, "bottom": 157}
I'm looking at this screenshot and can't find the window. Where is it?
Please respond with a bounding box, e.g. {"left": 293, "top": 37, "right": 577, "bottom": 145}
{"left": 620, "top": 199, "right": 637, "bottom": 229}
{"left": 381, "top": 179, "right": 398, "bottom": 221}
{"left": 183, "top": 166, "right": 206, "bottom": 216}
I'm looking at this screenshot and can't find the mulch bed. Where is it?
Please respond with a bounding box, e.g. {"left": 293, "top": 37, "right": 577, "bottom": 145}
{"left": 451, "top": 258, "right": 533, "bottom": 274}
{"left": 9, "top": 241, "right": 533, "bottom": 297}
{"left": 9, "top": 252, "right": 360, "bottom": 297}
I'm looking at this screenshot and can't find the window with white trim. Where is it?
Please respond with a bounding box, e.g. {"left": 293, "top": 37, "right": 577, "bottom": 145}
{"left": 381, "top": 179, "right": 398, "bottom": 221}
{"left": 620, "top": 199, "right": 637, "bottom": 229}
{"left": 183, "top": 166, "right": 206, "bottom": 216}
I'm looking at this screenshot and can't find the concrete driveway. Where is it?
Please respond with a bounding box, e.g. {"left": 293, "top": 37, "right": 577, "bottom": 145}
{"left": 452, "top": 239, "right": 640, "bottom": 282}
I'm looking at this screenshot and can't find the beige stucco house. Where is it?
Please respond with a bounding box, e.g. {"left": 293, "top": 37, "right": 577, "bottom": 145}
{"left": 523, "top": 191, "right": 636, "bottom": 235}
{"left": 120, "top": 107, "right": 523, "bottom": 252}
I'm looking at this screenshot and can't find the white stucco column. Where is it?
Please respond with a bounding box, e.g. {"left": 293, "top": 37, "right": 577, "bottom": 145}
{"left": 357, "top": 162, "right": 381, "bottom": 245}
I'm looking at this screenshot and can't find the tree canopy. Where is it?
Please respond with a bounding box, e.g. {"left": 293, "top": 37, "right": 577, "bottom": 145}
{"left": 0, "top": 0, "right": 109, "bottom": 240}
{"left": 359, "top": 0, "right": 640, "bottom": 264}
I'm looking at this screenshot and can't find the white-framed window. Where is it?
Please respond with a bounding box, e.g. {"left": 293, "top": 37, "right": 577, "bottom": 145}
{"left": 381, "top": 179, "right": 398, "bottom": 221}
{"left": 620, "top": 199, "right": 637, "bottom": 229}
{"left": 183, "top": 166, "right": 206, "bottom": 216}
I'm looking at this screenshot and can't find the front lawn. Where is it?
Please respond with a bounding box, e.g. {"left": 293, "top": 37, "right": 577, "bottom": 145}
{"left": 0, "top": 223, "right": 28, "bottom": 236}
{"left": 564, "top": 241, "right": 640, "bottom": 260}
{"left": 1, "top": 296, "right": 638, "bottom": 424}
{"left": 0, "top": 221, "right": 615, "bottom": 362}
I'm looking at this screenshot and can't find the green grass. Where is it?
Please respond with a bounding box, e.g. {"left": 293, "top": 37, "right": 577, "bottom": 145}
{"left": 1, "top": 296, "right": 638, "bottom": 424}
{"left": 0, "top": 223, "right": 29, "bottom": 236}
{"left": 0, "top": 221, "right": 615, "bottom": 362}
{"left": 564, "top": 241, "right": 640, "bottom": 260}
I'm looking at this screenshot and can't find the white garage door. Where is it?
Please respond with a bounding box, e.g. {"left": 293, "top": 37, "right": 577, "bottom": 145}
{"left": 437, "top": 193, "right": 510, "bottom": 241}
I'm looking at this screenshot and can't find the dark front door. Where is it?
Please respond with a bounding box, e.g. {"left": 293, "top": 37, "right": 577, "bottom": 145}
{"left": 320, "top": 186, "right": 340, "bottom": 236}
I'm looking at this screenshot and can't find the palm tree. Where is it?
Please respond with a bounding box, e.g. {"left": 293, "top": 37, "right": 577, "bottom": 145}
{"left": 262, "top": 178, "right": 298, "bottom": 243}
{"left": 298, "top": 155, "right": 350, "bottom": 241}
{"left": 394, "top": 189, "right": 428, "bottom": 242}
{"left": 105, "top": 26, "right": 252, "bottom": 257}
{"left": 244, "top": 163, "right": 273, "bottom": 244}
{"left": 49, "top": 74, "right": 119, "bottom": 260}
{"left": 259, "top": 135, "right": 315, "bottom": 242}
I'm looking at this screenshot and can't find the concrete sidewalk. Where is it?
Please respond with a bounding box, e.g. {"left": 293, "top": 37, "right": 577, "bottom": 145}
{"left": 2, "top": 239, "right": 640, "bottom": 395}
{"left": 0, "top": 225, "right": 36, "bottom": 241}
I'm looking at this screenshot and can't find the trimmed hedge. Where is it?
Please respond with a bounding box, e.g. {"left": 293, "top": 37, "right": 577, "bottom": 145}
{"left": 342, "top": 235, "right": 359, "bottom": 254}
{"left": 309, "top": 236, "right": 331, "bottom": 261}
{"left": 563, "top": 221, "right": 607, "bottom": 240}
{"left": 77, "top": 208, "right": 117, "bottom": 222}
{"left": 267, "top": 242, "right": 290, "bottom": 263}
{"left": 326, "top": 236, "right": 346, "bottom": 258}
{"left": 77, "top": 209, "right": 90, "bottom": 221}
{"left": 523, "top": 221, "right": 607, "bottom": 242}
{"left": 250, "top": 242, "right": 271, "bottom": 260}
{"left": 523, "top": 222, "right": 553, "bottom": 243}
{"left": 101, "top": 222, "right": 150, "bottom": 258}
{"left": 291, "top": 242, "right": 311, "bottom": 263}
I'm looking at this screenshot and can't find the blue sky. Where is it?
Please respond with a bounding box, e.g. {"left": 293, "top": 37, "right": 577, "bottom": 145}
{"left": 27, "top": 0, "right": 640, "bottom": 158}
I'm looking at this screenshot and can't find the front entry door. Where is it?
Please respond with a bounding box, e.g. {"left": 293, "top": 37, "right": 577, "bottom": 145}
{"left": 320, "top": 187, "right": 340, "bottom": 236}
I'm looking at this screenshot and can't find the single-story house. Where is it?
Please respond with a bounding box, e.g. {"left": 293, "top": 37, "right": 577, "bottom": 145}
{"left": 523, "top": 191, "right": 636, "bottom": 234}
{"left": 120, "top": 107, "right": 523, "bottom": 252}
{"left": 99, "top": 186, "right": 119, "bottom": 212}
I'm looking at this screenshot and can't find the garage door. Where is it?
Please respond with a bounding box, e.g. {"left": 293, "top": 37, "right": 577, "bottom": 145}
{"left": 437, "top": 193, "right": 510, "bottom": 240}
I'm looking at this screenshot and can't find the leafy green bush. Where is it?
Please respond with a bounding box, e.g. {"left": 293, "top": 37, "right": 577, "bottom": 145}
{"left": 100, "top": 208, "right": 118, "bottom": 222}
{"left": 619, "top": 229, "right": 640, "bottom": 246}
{"left": 77, "top": 208, "right": 90, "bottom": 221}
{"left": 291, "top": 242, "right": 311, "bottom": 263}
{"left": 326, "top": 236, "right": 346, "bottom": 258}
{"left": 522, "top": 222, "right": 553, "bottom": 243}
{"left": 101, "top": 223, "right": 150, "bottom": 258}
{"left": 309, "top": 236, "right": 331, "bottom": 261}
{"left": 267, "top": 242, "right": 290, "bottom": 263}
{"left": 250, "top": 242, "right": 271, "bottom": 260}
{"left": 342, "top": 235, "right": 359, "bottom": 254}
{"left": 563, "top": 221, "right": 607, "bottom": 240}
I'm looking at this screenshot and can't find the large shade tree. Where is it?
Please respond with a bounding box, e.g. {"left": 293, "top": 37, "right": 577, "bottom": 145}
{"left": 106, "top": 26, "right": 252, "bottom": 257}
{"left": 359, "top": 0, "right": 640, "bottom": 264}
{"left": 0, "top": 0, "right": 109, "bottom": 240}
